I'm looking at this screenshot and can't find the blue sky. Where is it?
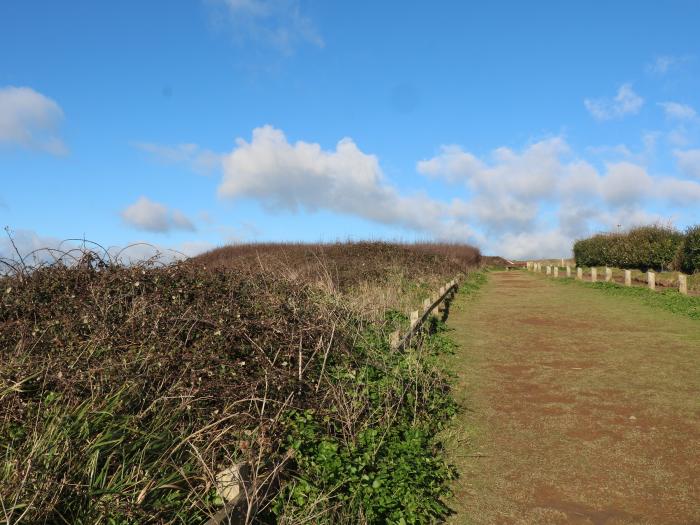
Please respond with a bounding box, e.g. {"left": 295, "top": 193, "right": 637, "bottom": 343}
{"left": 1, "top": 1, "right": 700, "bottom": 259}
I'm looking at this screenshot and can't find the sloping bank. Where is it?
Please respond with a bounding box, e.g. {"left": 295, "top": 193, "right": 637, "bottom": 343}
{"left": 0, "top": 242, "right": 482, "bottom": 524}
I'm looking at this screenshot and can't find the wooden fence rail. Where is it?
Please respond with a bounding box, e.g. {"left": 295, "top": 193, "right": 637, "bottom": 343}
{"left": 390, "top": 277, "right": 459, "bottom": 350}
{"left": 526, "top": 262, "right": 690, "bottom": 296}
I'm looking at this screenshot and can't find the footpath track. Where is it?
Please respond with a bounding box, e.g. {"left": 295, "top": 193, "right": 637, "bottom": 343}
{"left": 446, "top": 271, "right": 700, "bottom": 525}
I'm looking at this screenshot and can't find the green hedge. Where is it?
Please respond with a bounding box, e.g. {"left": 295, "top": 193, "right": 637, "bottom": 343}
{"left": 680, "top": 225, "right": 700, "bottom": 274}
{"left": 573, "top": 225, "right": 691, "bottom": 272}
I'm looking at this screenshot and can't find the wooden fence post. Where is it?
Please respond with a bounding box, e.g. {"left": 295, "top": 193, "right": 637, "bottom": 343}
{"left": 576, "top": 267, "right": 583, "bottom": 280}
{"left": 647, "top": 271, "right": 655, "bottom": 291}
{"left": 624, "top": 270, "right": 632, "bottom": 287}
{"left": 605, "top": 267, "right": 612, "bottom": 282}
{"left": 679, "top": 274, "right": 688, "bottom": 295}
{"left": 389, "top": 330, "right": 400, "bottom": 349}
{"left": 591, "top": 268, "right": 597, "bottom": 282}
{"left": 566, "top": 265, "right": 571, "bottom": 278}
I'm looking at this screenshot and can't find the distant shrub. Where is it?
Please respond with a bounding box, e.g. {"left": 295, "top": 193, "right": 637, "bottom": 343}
{"left": 573, "top": 225, "right": 685, "bottom": 272}
{"left": 679, "top": 225, "right": 700, "bottom": 274}
{"left": 626, "top": 226, "right": 684, "bottom": 271}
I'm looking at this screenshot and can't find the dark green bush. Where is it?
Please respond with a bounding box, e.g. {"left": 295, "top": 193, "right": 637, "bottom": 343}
{"left": 679, "top": 225, "right": 700, "bottom": 274}
{"left": 573, "top": 225, "right": 686, "bottom": 272}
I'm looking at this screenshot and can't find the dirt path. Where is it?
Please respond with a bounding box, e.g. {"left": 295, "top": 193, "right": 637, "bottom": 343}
{"left": 446, "top": 271, "right": 700, "bottom": 525}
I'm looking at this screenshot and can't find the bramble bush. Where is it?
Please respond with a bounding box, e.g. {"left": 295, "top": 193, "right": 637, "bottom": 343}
{"left": 1, "top": 242, "right": 482, "bottom": 524}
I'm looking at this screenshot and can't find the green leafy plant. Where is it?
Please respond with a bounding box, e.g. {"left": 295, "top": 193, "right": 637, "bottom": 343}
{"left": 273, "top": 320, "right": 463, "bottom": 524}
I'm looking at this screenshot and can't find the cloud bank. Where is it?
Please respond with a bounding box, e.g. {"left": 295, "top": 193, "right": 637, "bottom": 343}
{"left": 143, "top": 123, "right": 700, "bottom": 259}
{"left": 418, "top": 138, "right": 700, "bottom": 258}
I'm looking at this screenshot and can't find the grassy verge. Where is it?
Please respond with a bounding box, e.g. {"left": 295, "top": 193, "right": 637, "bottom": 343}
{"left": 552, "top": 277, "right": 700, "bottom": 320}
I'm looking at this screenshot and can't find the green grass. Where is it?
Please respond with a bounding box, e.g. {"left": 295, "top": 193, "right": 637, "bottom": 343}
{"left": 554, "top": 277, "right": 700, "bottom": 320}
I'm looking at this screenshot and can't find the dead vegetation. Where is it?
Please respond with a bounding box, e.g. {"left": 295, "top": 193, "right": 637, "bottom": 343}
{"left": 0, "top": 241, "right": 480, "bottom": 524}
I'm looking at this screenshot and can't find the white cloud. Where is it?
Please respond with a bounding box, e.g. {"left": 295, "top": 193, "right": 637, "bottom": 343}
{"left": 127, "top": 125, "right": 699, "bottom": 260}
{"left": 656, "top": 177, "right": 700, "bottom": 205}
{"left": 112, "top": 240, "right": 214, "bottom": 262}
{"left": 587, "top": 132, "right": 660, "bottom": 165}
{"left": 219, "top": 125, "right": 474, "bottom": 240}
{"left": 0, "top": 229, "right": 67, "bottom": 267}
{"left": 0, "top": 86, "right": 67, "bottom": 155}
{"left": 494, "top": 230, "right": 573, "bottom": 260}
{"left": 674, "top": 149, "right": 700, "bottom": 179}
{"left": 600, "top": 162, "right": 653, "bottom": 206}
{"left": 584, "top": 84, "right": 644, "bottom": 121}
{"left": 658, "top": 101, "right": 697, "bottom": 120}
{"left": 645, "top": 54, "right": 691, "bottom": 75}
{"left": 594, "top": 208, "right": 664, "bottom": 233}
{"left": 135, "top": 142, "right": 221, "bottom": 174}
{"left": 209, "top": 0, "right": 323, "bottom": 54}
{"left": 419, "top": 138, "right": 570, "bottom": 235}
{"left": 418, "top": 137, "right": 700, "bottom": 258}
{"left": 121, "top": 196, "right": 196, "bottom": 233}
{"left": 419, "top": 138, "right": 568, "bottom": 201}
{"left": 0, "top": 227, "right": 214, "bottom": 270}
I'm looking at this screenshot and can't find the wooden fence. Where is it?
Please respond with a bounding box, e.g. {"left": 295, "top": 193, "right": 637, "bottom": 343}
{"left": 525, "top": 261, "right": 689, "bottom": 295}
{"left": 390, "top": 278, "right": 459, "bottom": 350}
